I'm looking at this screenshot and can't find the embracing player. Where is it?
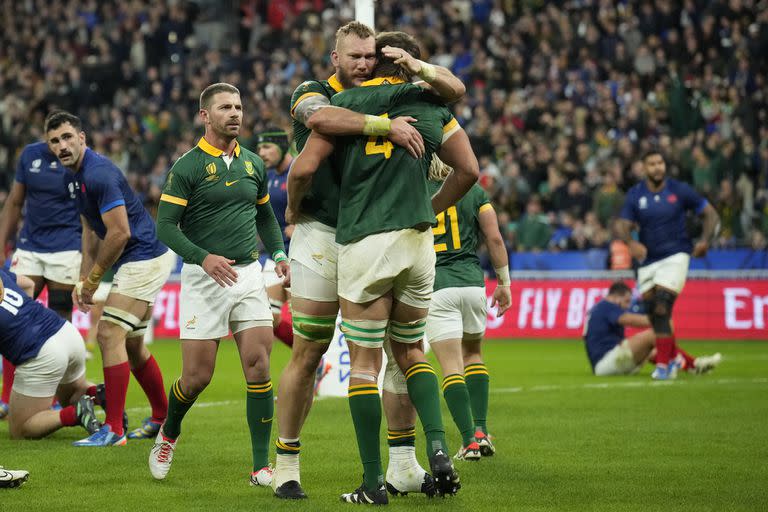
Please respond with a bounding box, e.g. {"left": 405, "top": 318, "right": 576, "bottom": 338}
{"left": 616, "top": 151, "right": 719, "bottom": 380}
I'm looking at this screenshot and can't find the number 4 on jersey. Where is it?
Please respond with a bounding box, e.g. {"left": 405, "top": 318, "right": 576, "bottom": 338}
{"left": 364, "top": 113, "right": 394, "bottom": 159}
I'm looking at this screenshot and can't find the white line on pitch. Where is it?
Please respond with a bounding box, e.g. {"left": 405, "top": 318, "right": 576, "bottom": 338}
{"left": 493, "top": 376, "right": 768, "bottom": 394}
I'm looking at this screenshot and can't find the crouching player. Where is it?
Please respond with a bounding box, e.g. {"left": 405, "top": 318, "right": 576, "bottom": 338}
{"left": 1, "top": 268, "right": 100, "bottom": 439}
{"left": 584, "top": 281, "right": 721, "bottom": 376}
{"left": 425, "top": 157, "right": 511, "bottom": 460}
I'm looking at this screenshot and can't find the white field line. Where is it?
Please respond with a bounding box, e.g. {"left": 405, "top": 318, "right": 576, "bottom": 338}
{"left": 119, "top": 378, "right": 768, "bottom": 415}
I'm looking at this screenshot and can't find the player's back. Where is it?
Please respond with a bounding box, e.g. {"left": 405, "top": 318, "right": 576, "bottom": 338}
{"left": 583, "top": 299, "right": 625, "bottom": 369}
{"left": 0, "top": 269, "right": 65, "bottom": 365}
{"left": 331, "top": 79, "right": 454, "bottom": 244}
{"left": 290, "top": 77, "right": 343, "bottom": 228}
{"left": 621, "top": 178, "right": 707, "bottom": 264}
{"left": 71, "top": 148, "right": 167, "bottom": 267}
{"left": 15, "top": 142, "right": 81, "bottom": 253}
{"left": 430, "top": 182, "right": 489, "bottom": 292}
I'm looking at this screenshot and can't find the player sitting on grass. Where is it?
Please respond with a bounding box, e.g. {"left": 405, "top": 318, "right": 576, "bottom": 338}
{"left": 583, "top": 281, "right": 722, "bottom": 376}
{"left": 0, "top": 268, "right": 100, "bottom": 439}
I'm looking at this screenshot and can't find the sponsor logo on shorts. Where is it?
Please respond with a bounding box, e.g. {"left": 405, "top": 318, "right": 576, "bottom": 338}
{"left": 186, "top": 315, "right": 197, "bottom": 329}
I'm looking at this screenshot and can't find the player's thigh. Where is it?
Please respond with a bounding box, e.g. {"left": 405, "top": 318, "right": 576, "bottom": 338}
{"left": 638, "top": 253, "right": 690, "bottom": 295}
{"left": 41, "top": 250, "right": 81, "bottom": 286}
{"left": 289, "top": 218, "right": 339, "bottom": 284}
{"left": 233, "top": 326, "right": 274, "bottom": 375}
{"left": 12, "top": 324, "right": 79, "bottom": 400}
{"left": 8, "top": 392, "right": 54, "bottom": 438}
{"left": 593, "top": 341, "right": 640, "bottom": 376}
{"left": 179, "top": 262, "right": 237, "bottom": 340}
{"left": 229, "top": 260, "right": 274, "bottom": 334}
{"left": 290, "top": 259, "right": 338, "bottom": 304}
{"left": 426, "top": 287, "right": 463, "bottom": 344}
{"left": 112, "top": 249, "right": 175, "bottom": 305}
{"left": 338, "top": 231, "right": 411, "bottom": 305}
{"left": 625, "top": 329, "right": 657, "bottom": 364}
{"left": 180, "top": 339, "right": 220, "bottom": 387}
{"left": 393, "top": 229, "right": 436, "bottom": 311}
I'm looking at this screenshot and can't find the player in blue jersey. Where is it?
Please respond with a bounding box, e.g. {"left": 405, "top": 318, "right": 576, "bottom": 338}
{"left": 0, "top": 141, "right": 84, "bottom": 418}
{"left": 583, "top": 281, "right": 722, "bottom": 376}
{"left": 44, "top": 111, "right": 175, "bottom": 446}
{"left": 616, "top": 151, "right": 720, "bottom": 380}
{"left": 256, "top": 129, "right": 294, "bottom": 348}
{"left": 0, "top": 268, "right": 100, "bottom": 439}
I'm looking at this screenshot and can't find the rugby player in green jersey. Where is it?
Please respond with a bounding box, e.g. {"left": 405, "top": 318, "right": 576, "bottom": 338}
{"left": 150, "top": 83, "right": 288, "bottom": 488}
{"left": 273, "top": 22, "right": 466, "bottom": 501}
{"left": 425, "top": 157, "right": 512, "bottom": 461}
{"left": 289, "top": 32, "right": 479, "bottom": 504}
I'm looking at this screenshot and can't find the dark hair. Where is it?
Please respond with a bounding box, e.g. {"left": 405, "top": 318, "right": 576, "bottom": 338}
{"left": 335, "top": 21, "right": 375, "bottom": 49}
{"left": 44, "top": 111, "right": 82, "bottom": 133}
{"left": 608, "top": 281, "right": 632, "bottom": 296}
{"left": 641, "top": 149, "right": 664, "bottom": 162}
{"left": 374, "top": 31, "right": 421, "bottom": 82}
{"left": 199, "top": 83, "right": 240, "bottom": 111}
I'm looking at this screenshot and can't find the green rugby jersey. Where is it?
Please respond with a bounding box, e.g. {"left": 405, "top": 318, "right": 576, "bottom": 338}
{"left": 330, "top": 77, "right": 459, "bottom": 244}
{"left": 289, "top": 74, "right": 344, "bottom": 227}
{"left": 431, "top": 182, "right": 493, "bottom": 291}
{"left": 158, "top": 137, "right": 271, "bottom": 264}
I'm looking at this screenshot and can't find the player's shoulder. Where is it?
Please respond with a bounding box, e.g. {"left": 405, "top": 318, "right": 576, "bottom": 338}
{"left": 82, "top": 150, "right": 122, "bottom": 183}
{"left": 170, "top": 146, "right": 205, "bottom": 172}
{"left": 20, "top": 141, "right": 51, "bottom": 158}
{"left": 292, "top": 80, "right": 333, "bottom": 100}
{"left": 625, "top": 181, "right": 646, "bottom": 196}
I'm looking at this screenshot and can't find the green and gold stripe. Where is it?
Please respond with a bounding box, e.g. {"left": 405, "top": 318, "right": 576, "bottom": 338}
{"left": 172, "top": 379, "right": 194, "bottom": 404}
{"left": 464, "top": 364, "right": 489, "bottom": 378}
{"left": 247, "top": 381, "right": 273, "bottom": 394}
{"left": 387, "top": 428, "right": 416, "bottom": 441}
{"left": 348, "top": 384, "right": 379, "bottom": 398}
{"left": 276, "top": 439, "right": 301, "bottom": 452}
{"left": 404, "top": 362, "right": 436, "bottom": 380}
{"left": 442, "top": 374, "right": 466, "bottom": 392}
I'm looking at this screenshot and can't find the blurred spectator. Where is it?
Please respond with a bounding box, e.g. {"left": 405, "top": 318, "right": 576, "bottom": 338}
{"left": 515, "top": 196, "right": 551, "bottom": 252}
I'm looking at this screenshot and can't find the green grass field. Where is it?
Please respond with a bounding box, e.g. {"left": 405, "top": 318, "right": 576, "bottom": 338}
{"left": 2, "top": 339, "right": 767, "bottom": 511}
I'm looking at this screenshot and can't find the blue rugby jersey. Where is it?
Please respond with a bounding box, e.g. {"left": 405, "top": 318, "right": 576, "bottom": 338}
{"left": 66, "top": 148, "right": 167, "bottom": 268}
{"left": 13, "top": 142, "right": 81, "bottom": 252}
{"left": 583, "top": 299, "right": 626, "bottom": 370}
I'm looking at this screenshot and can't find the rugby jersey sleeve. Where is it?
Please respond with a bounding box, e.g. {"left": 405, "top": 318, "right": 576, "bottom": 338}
{"left": 156, "top": 157, "right": 209, "bottom": 265}
{"left": 291, "top": 81, "right": 331, "bottom": 121}
{"left": 677, "top": 181, "right": 709, "bottom": 214}
{"left": 254, "top": 159, "right": 286, "bottom": 259}
{"left": 440, "top": 108, "right": 461, "bottom": 144}
{"left": 89, "top": 166, "right": 126, "bottom": 214}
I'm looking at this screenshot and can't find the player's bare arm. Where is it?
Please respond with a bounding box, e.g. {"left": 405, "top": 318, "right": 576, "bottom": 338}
{"left": 478, "top": 205, "right": 512, "bottom": 317}
{"left": 692, "top": 203, "right": 721, "bottom": 257}
{"left": 78, "top": 215, "right": 98, "bottom": 283}
{"left": 286, "top": 131, "right": 335, "bottom": 224}
{"left": 15, "top": 274, "right": 35, "bottom": 297}
{"left": 615, "top": 218, "right": 647, "bottom": 262}
{"left": 76, "top": 206, "right": 131, "bottom": 308}
{"left": 431, "top": 128, "right": 479, "bottom": 215}
{"left": 619, "top": 312, "right": 652, "bottom": 328}
{"left": 380, "top": 45, "right": 466, "bottom": 103}
{"left": 296, "top": 94, "right": 425, "bottom": 158}
{"left": 0, "top": 181, "right": 26, "bottom": 257}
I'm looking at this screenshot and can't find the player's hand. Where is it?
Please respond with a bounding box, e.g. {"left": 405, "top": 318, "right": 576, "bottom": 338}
{"left": 275, "top": 260, "right": 291, "bottom": 287}
{"left": 202, "top": 254, "right": 238, "bottom": 287}
{"left": 628, "top": 241, "right": 647, "bottom": 262}
{"left": 491, "top": 285, "right": 512, "bottom": 317}
{"left": 73, "top": 281, "right": 95, "bottom": 313}
{"left": 692, "top": 240, "right": 709, "bottom": 258}
{"left": 381, "top": 45, "right": 422, "bottom": 75}
{"left": 388, "top": 117, "right": 425, "bottom": 158}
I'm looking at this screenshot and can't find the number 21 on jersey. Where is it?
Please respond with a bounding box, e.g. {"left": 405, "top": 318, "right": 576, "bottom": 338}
{"left": 433, "top": 206, "right": 460, "bottom": 252}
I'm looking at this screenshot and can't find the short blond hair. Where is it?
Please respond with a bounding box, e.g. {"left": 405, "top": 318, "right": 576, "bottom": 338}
{"left": 335, "top": 21, "right": 375, "bottom": 50}
{"left": 200, "top": 83, "right": 240, "bottom": 110}
{"left": 429, "top": 155, "right": 453, "bottom": 181}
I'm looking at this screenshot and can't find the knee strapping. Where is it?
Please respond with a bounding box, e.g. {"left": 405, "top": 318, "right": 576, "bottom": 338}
{"left": 48, "top": 288, "right": 73, "bottom": 314}
{"left": 388, "top": 318, "right": 426, "bottom": 344}
{"left": 291, "top": 312, "right": 336, "bottom": 343}
{"left": 648, "top": 289, "right": 676, "bottom": 334}
{"left": 340, "top": 318, "right": 388, "bottom": 348}
{"left": 102, "top": 306, "right": 142, "bottom": 332}
{"left": 130, "top": 319, "right": 150, "bottom": 338}
{"left": 269, "top": 298, "right": 284, "bottom": 316}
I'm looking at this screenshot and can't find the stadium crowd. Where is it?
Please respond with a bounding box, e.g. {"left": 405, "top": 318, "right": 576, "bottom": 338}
{"left": 1, "top": 0, "right": 767, "bottom": 256}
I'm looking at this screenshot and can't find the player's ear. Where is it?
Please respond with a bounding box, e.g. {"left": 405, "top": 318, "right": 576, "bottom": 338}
{"left": 79, "top": 131, "right": 86, "bottom": 145}
{"left": 330, "top": 49, "right": 339, "bottom": 67}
